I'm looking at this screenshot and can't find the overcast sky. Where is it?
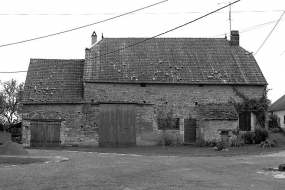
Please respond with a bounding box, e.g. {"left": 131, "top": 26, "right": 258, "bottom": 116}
{"left": 0, "top": 0, "right": 284, "bottom": 102}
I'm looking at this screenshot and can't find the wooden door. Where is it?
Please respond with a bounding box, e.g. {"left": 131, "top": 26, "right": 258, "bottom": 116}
{"left": 99, "top": 104, "right": 118, "bottom": 146}
{"left": 30, "top": 121, "right": 61, "bottom": 147}
{"left": 239, "top": 111, "right": 251, "bottom": 131}
{"left": 117, "top": 104, "right": 136, "bottom": 146}
{"left": 99, "top": 104, "right": 136, "bottom": 146}
{"left": 46, "top": 122, "right": 61, "bottom": 146}
{"left": 184, "top": 118, "right": 196, "bottom": 142}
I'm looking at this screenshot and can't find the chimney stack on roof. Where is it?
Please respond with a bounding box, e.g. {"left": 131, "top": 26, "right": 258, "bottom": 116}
{"left": 91, "top": 31, "right": 97, "bottom": 45}
{"left": 230, "top": 30, "right": 239, "bottom": 46}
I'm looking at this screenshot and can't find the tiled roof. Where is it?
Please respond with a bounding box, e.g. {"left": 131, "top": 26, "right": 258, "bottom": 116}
{"left": 198, "top": 103, "right": 238, "bottom": 120}
{"left": 23, "top": 59, "right": 84, "bottom": 104}
{"left": 84, "top": 38, "right": 267, "bottom": 85}
{"left": 268, "top": 94, "right": 285, "bottom": 112}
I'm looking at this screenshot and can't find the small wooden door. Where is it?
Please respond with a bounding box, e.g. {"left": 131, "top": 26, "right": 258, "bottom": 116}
{"left": 184, "top": 118, "right": 196, "bottom": 142}
{"left": 99, "top": 104, "right": 136, "bottom": 147}
{"left": 30, "top": 121, "right": 61, "bottom": 147}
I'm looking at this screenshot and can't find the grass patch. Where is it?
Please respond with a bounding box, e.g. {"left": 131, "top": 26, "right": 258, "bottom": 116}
{"left": 0, "top": 157, "right": 49, "bottom": 165}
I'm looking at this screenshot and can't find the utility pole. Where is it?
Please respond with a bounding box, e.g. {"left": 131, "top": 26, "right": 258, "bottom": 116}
{"left": 218, "top": 2, "right": 232, "bottom": 34}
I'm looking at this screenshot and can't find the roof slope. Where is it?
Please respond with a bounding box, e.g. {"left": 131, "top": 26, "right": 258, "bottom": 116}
{"left": 23, "top": 59, "right": 84, "bottom": 104}
{"left": 198, "top": 103, "right": 238, "bottom": 120}
{"left": 268, "top": 94, "right": 285, "bottom": 112}
{"left": 84, "top": 38, "right": 267, "bottom": 85}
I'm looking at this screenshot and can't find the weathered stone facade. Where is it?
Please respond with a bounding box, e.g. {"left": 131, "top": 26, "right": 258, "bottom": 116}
{"left": 82, "top": 83, "right": 265, "bottom": 145}
{"left": 22, "top": 34, "right": 268, "bottom": 147}
{"left": 22, "top": 83, "right": 265, "bottom": 146}
{"left": 198, "top": 120, "right": 238, "bottom": 141}
{"left": 22, "top": 104, "right": 99, "bottom": 146}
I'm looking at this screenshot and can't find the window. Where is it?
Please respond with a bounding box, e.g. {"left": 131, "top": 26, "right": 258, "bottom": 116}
{"left": 239, "top": 111, "right": 251, "bottom": 131}
{"left": 158, "top": 118, "right": 180, "bottom": 130}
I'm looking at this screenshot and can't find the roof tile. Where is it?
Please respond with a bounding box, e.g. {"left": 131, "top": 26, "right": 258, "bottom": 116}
{"left": 23, "top": 59, "right": 84, "bottom": 103}
{"left": 84, "top": 38, "right": 267, "bottom": 85}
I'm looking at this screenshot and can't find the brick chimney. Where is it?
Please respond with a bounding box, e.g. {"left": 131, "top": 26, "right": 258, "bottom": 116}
{"left": 91, "top": 31, "right": 97, "bottom": 45}
{"left": 230, "top": 30, "right": 239, "bottom": 46}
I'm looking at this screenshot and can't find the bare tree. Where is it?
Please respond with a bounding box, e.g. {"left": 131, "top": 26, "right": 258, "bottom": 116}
{"left": 0, "top": 79, "right": 24, "bottom": 125}
{"left": 156, "top": 106, "right": 175, "bottom": 150}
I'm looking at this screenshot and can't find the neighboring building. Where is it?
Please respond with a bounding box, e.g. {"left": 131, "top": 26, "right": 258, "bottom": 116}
{"left": 268, "top": 94, "right": 285, "bottom": 129}
{"left": 22, "top": 31, "right": 267, "bottom": 147}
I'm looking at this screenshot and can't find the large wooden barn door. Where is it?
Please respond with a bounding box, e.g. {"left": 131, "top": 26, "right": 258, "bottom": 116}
{"left": 184, "top": 118, "right": 196, "bottom": 142}
{"left": 99, "top": 104, "right": 118, "bottom": 146}
{"left": 99, "top": 104, "right": 136, "bottom": 147}
{"left": 30, "top": 121, "right": 61, "bottom": 147}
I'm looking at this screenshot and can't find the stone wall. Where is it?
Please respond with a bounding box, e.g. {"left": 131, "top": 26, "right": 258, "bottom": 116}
{"left": 22, "top": 83, "right": 265, "bottom": 146}
{"left": 22, "top": 104, "right": 99, "bottom": 146}
{"left": 83, "top": 83, "right": 265, "bottom": 145}
{"left": 199, "top": 120, "right": 238, "bottom": 141}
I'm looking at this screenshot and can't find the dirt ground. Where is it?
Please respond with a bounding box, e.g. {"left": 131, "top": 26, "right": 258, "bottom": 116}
{"left": 1, "top": 146, "right": 285, "bottom": 190}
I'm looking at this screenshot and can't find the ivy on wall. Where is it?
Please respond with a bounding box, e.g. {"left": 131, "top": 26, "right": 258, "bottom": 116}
{"left": 230, "top": 86, "right": 270, "bottom": 128}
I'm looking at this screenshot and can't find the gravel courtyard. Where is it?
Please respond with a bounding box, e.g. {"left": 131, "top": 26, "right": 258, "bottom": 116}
{"left": 1, "top": 149, "right": 285, "bottom": 190}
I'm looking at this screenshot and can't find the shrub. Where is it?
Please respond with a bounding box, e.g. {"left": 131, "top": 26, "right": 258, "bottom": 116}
{"left": 272, "top": 138, "right": 278, "bottom": 145}
{"left": 164, "top": 137, "right": 172, "bottom": 146}
{"left": 268, "top": 127, "right": 281, "bottom": 133}
{"left": 254, "top": 127, "right": 269, "bottom": 144}
{"left": 241, "top": 132, "right": 255, "bottom": 144}
{"left": 210, "top": 139, "right": 217, "bottom": 147}
{"left": 268, "top": 114, "right": 279, "bottom": 129}
{"left": 216, "top": 141, "right": 227, "bottom": 150}
{"left": 0, "top": 124, "right": 4, "bottom": 131}
{"left": 230, "top": 138, "right": 245, "bottom": 147}
{"left": 257, "top": 139, "right": 278, "bottom": 147}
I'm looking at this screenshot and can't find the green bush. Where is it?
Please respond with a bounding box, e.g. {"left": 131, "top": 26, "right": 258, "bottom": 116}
{"left": 209, "top": 139, "right": 217, "bottom": 147}
{"left": 230, "top": 138, "right": 245, "bottom": 147}
{"left": 241, "top": 132, "right": 255, "bottom": 144}
{"left": 257, "top": 139, "right": 278, "bottom": 147}
{"left": 164, "top": 137, "right": 172, "bottom": 146}
{"left": 216, "top": 141, "right": 227, "bottom": 150}
{"left": 268, "top": 127, "right": 281, "bottom": 133}
{"left": 254, "top": 127, "right": 269, "bottom": 144}
{"left": 268, "top": 114, "right": 279, "bottom": 129}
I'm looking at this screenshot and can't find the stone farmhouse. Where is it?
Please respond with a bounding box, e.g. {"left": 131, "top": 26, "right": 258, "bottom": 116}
{"left": 22, "top": 31, "right": 267, "bottom": 147}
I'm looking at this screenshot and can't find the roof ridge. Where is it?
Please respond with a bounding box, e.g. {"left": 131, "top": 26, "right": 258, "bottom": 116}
{"left": 102, "top": 37, "right": 228, "bottom": 40}
{"left": 30, "top": 58, "right": 84, "bottom": 61}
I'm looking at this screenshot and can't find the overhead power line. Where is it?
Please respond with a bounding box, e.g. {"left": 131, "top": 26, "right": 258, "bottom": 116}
{"left": 213, "top": 18, "right": 285, "bottom": 37}
{"left": 1, "top": 10, "right": 284, "bottom": 15}
{"left": 90, "top": 0, "right": 240, "bottom": 60}
{"left": 0, "top": 0, "right": 240, "bottom": 73}
{"left": 0, "top": 0, "right": 168, "bottom": 48}
{"left": 254, "top": 11, "right": 285, "bottom": 56}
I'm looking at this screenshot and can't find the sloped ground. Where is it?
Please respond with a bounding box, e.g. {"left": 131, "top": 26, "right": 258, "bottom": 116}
{"left": 0, "top": 141, "right": 29, "bottom": 155}
{"left": 0, "top": 132, "right": 11, "bottom": 144}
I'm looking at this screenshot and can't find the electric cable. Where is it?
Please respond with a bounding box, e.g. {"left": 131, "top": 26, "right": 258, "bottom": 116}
{"left": 0, "top": 0, "right": 240, "bottom": 73}
{"left": 254, "top": 11, "right": 285, "bottom": 56}
{"left": 213, "top": 18, "right": 285, "bottom": 37}
{"left": 90, "top": 0, "right": 240, "bottom": 60}
{"left": 0, "top": 0, "right": 168, "bottom": 48}
{"left": 1, "top": 10, "right": 284, "bottom": 15}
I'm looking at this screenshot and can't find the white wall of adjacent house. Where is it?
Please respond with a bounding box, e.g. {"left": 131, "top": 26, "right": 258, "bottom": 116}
{"left": 251, "top": 112, "right": 256, "bottom": 132}
{"left": 273, "top": 110, "right": 285, "bottom": 129}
